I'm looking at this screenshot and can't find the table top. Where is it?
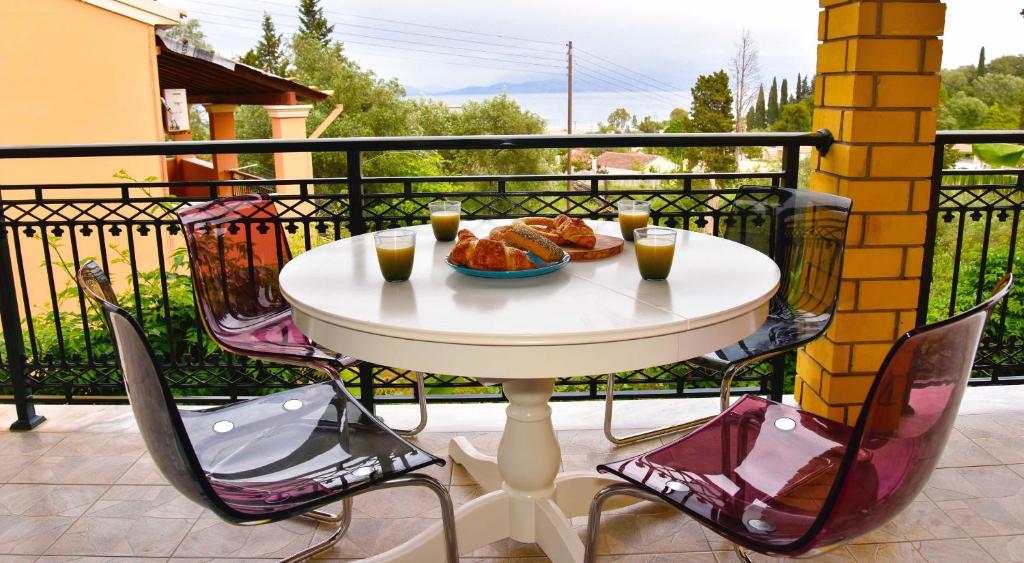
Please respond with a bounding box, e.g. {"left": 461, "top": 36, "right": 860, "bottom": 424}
{"left": 280, "top": 219, "right": 780, "bottom": 379}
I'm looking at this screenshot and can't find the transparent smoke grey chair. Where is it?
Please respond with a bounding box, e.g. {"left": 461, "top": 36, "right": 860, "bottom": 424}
{"left": 604, "top": 187, "right": 852, "bottom": 445}
{"left": 588, "top": 274, "right": 1012, "bottom": 562}
{"left": 77, "top": 261, "right": 458, "bottom": 562}
{"left": 177, "top": 194, "right": 427, "bottom": 436}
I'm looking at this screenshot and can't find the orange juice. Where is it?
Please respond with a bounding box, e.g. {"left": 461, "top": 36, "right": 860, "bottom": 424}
{"left": 430, "top": 211, "right": 460, "bottom": 241}
{"left": 635, "top": 237, "right": 675, "bottom": 280}
{"left": 376, "top": 244, "right": 415, "bottom": 282}
{"left": 618, "top": 210, "right": 650, "bottom": 241}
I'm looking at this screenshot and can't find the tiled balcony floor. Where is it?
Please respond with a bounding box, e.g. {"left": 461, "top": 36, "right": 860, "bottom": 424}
{"left": 1, "top": 386, "right": 1023, "bottom": 562}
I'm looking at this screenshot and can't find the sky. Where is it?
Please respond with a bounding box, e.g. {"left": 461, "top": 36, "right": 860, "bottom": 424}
{"left": 173, "top": 0, "right": 1023, "bottom": 93}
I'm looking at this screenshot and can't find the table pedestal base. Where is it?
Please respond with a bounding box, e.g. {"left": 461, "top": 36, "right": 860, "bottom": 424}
{"left": 365, "top": 379, "right": 640, "bottom": 563}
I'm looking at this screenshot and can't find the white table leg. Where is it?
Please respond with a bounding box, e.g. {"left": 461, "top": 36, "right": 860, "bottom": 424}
{"left": 448, "top": 436, "right": 502, "bottom": 492}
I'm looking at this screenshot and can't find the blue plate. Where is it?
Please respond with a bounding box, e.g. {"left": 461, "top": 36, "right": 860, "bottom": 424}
{"left": 446, "top": 252, "right": 570, "bottom": 278}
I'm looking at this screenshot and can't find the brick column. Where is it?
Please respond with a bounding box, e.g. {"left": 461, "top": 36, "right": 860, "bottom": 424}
{"left": 266, "top": 105, "right": 314, "bottom": 196}
{"left": 798, "top": 0, "right": 946, "bottom": 423}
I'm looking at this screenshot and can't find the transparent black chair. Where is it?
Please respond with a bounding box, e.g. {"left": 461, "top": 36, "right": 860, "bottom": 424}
{"left": 587, "top": 274, "right": 1012, "bottom": 562}
{"left": 605, "top": 187, "right": 853, "bottom": 444}
{"left": 77, "top": 261, "right": 458, "bottom": 562}
{"left": 177, "top": 194, "right": 428, "bottom": 436}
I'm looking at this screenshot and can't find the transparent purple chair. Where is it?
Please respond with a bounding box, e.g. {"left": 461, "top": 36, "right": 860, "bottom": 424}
{"left": 177, "top": 194, "right": 427, "bottom": 436}
{"left": 587, "top": 273, "right": 1012, "bottom": 562}
{"left": 77, "top": 261, "right": 458, "bottom": 562}
{"left": 605, "top": 187, "right": 852, "bottom": 445}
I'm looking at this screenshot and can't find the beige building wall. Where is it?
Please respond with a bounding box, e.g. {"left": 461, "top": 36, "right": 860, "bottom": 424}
{"left": 0, "top": 0, "right": 168, "bottom": 185}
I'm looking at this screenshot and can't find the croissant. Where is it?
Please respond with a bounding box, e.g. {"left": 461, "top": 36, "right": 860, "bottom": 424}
{"left": 449, "top": 231, "right": 537, "bottom": 271}
{"left": 553, "top": 215, "right": 597, "bottom": 249}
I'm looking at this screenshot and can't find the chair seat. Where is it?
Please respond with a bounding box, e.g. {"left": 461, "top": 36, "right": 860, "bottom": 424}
{"left": 598, "top": 395, "right": 853, "bottom": 552}
{"left": 215, "top": 311, "right": 359, "bottom": 369}
{"left": 690, "top": 302, "right": 832, "bottom": 370}
{"left": 182, "top": 381, "right": 441, "bottom": 519}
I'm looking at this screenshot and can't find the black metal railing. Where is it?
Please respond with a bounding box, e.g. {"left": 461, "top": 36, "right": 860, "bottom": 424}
{"left": 1, "top": 129, "right": 1020, "bottom": 429}
{"left": 921, "top": 131, "right": 1024, "bottom": 385}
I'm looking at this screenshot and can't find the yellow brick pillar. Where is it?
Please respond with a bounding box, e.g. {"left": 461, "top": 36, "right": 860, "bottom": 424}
{"left": 266, "top": 104, "right": 314, "bottom": 196}
{"left": 798, "top": 0, "right": 945, "bottom": 423}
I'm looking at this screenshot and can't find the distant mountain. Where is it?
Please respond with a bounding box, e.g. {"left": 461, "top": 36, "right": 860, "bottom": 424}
{"left": 432, "top": 79, "right": 571, "bottom": 95}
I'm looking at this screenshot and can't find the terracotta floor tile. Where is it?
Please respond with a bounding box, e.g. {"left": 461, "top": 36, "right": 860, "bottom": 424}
{"left": 955, "top": 413, "right": 1024, "bottom": 440}
{"left": 174, "top": 517, "right": 317, "bottom": 559}
{"left": 10, "top": 455, "right": 139, "bottom": 485}
{"left": 853, "top": 501, "right": 967, "bottom": 544}
{"left": 975, "top": 535, "right": 1024, "bottom": 562}
{"left": 114, "top": 457, "right": 168, "bottom": 486}
{"left": 0, "top": 515, "right": 77, "bottom": 555}
{"left": 46, "top": 515, "right": 195, "bottom": 557}
{"left": 972, "top": 436, "right": 1024, "bottom": 465}
{"left": 44, "top": 433, "right": 145, "bottom": 458}
{"left": 85, "top": 485, "right": 203, "bottom": 520}
{"left": 310, "top": 515, "right": 440, "bottom": 559}
{"left": 0, "top": 431, "right": 66, "bottom": 456}
{"left": 923, "top": 465, "right": 1024, "bottom": 502}
{"left": 37, "top": 558, "right": 164, "bottom": 563}
{"left": 0, "top": 484, "right": 106, "bottom": 518}
{"left": 937, "top": 495, "right": 1024, "bottom": 536}
{"left": 936, "top": 431, "right": 1002, "bottom": 468}
{"left": 915, "top": 538, "right": 996, "bottom": 562}
{"left": 0, "top": 455, "right": 44, "bottom": 483}
{"left": 846, "top": 542, "right": 927, "bottom": 562}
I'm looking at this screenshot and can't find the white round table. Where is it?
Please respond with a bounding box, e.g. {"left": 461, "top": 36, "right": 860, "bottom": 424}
{"left": 280, "top": 219, "right": 780, "bottom": 563}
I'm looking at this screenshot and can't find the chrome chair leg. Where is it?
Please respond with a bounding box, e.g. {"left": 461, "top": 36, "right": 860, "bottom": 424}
{"left": 719, "top": 361, "right": 755, "bottom": 413}
{"left": 282, "top": 473, "right": 457, "bottom": 563}
{"left": 732, "top": 543, "right": 754, "bottom": 562}
{"left": 584, "top": 483, "right": 672, "bottom": 563}
{"left": 603, "top": 372, "right": 714, "bottom": 445}
{"left": 394, "top": 372, "right": 428, "bottom": 437}
{"left": 285, "top": 498, "right": 353, "bottom": 563}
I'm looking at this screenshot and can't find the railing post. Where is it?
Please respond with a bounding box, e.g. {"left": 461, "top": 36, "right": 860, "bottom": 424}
{"left": 781, "top": 143, "right": 801, "bottom": 189}
{"left": 346, "top": 150, "right": 367, "bottom": 236}
{"left": 0, "top": 202, "right": 45, "bottom": 430}
{"left": 916, "top": 139, "right": 945, "bottom": 326}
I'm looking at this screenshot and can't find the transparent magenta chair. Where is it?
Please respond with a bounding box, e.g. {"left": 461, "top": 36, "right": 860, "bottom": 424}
{"left": 587, "top": 274, "right": 1012, "bottom": 562}
{"left": 177, "top": 194, "right": 427, "bottom": 436}
{"left": 77, "top": 261, "right": 458, "bottom": 562}
{"left": 605, "top": 187, "right": 852, "bottom": 445}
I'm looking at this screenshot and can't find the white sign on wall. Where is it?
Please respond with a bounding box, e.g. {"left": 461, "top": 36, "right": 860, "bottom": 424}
{"left": 163, "top": 89, "right": 190, "bottom": 133}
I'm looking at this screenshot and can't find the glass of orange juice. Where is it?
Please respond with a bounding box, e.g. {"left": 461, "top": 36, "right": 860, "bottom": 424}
{"left": 374, "top": 229, "right": 416, "bottom": 282}
{"left": 634, "top": 227, "right": 676, "bottom": 280}
{"left": 617, "top": 200, "right": 651, "bottom": 241}
{"left": 429, "top": 200, "right": 461, "bottom": 241}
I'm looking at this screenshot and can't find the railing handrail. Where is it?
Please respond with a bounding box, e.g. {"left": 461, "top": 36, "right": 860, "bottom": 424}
{"left": 936, "top": 130, "right": 1024, "bottom": 144}
{"left": 0, "top": 130, "right": 834, "bottom": 159}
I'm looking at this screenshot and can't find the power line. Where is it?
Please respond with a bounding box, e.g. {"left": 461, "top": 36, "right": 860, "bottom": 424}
{"left": 573, "top": 64, "right": 683, "bottom": 107}
{"left": 575, "top": 47, "right": 686, "bottom": 93}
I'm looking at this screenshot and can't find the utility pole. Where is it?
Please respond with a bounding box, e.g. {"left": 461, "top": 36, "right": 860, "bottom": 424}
{"left": 566, "top": 40, "right": 573, "bottom": 195}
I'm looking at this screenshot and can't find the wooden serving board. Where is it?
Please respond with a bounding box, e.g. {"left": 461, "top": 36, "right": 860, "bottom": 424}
{"left": 561, "top": 234, "right": 624, "bottom": 261}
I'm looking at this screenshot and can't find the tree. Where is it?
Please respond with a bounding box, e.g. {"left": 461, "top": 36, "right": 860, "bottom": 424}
{"left": 938, "top": 91, "right": 989, "bottom": 129}
{"left": 795, "top": 73, "right": 803, "bottom": 100}
{"left": 767, "top": 77, "right": 780, "bottom": 125}
{"left": 298, "top": 0, "right": 334, "bottom": 46}
{"left": 729, "top": 30, "right": 760, "bottom": 132}
{"left": 780, "top": 78, "right": 789, "bottom": 105}
{"left": 604, "top": 108, "right": 632, "bottom": 133}
{"left": 989, "top": 55, "right": 1024, "bottom": 78}
{"left": 752, "top": 85, "right": 767, "bottom": 130}
{"left": 771, "top": 103, "right": 811, "bottom": 132}
{"left": 636, "top": 116, "right": 664, "bottom": 133}
{"left": 688, "top": 70, "right": 736, "bottom": 172}
{"left": 164, "top": 18, "right": 212, "bottom": 50}
{"left": 981, "top": 103, "right": 1020, "bottom": 129}
{"left": 941, "top": 67, "right": 974, "bottom": 96}
{"left": 240, "top": 13, "right": 290, "bottom": 76}
{"left": 973, "top": 73, "right": 1024, "bottom": 107}
{"left": 977, "top": 46, "right": 987, "bottom": 77}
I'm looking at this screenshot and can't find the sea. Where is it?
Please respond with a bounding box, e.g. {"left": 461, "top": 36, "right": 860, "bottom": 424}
{"left": 424, "top": 90, "right": 693, "bottom": 134}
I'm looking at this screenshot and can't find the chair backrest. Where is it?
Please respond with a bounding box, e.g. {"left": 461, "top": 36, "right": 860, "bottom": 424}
{"left": 724, "top": 187, "right": 852, "bottom": 319}
{"left": 177, "top": 194, "right": 293, "bottom": 337}
{"left": 76, "top": 262, "right": 214, "bottom": 511}
{"left": 807, "top": 273, "right": 1014, "bottom": 551}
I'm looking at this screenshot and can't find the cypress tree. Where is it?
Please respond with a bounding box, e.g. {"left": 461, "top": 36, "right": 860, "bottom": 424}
{"left": 977, "top": 46, "right": 987, "bottom": 77}
{"left": 745, "top": 107, "right": 756, "bottom": 131}
{"left": 754, "top": 85, "right": 766, "bottom": 130}
{"left": 298, "top": 0, "right": 334, "bottom": 46}
{"left": 767, "top": 78, "right": 780, "bottom": 125}
{"left": 795, "top": 73, "right": 803, "bottom": 99}
{"left": 240, "top": 13, "right": 289, "bottom": 76}
{"left": 780, "top": 78, "right": 789, "bottom": 106}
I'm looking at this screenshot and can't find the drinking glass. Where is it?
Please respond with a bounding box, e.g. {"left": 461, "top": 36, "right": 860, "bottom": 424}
{"left": 429, "top": 200, "right": 461, "bottom": 241}
{"left": 374, "top": 229, "right": 416, "bottom": 282}
{"left": 634, "top": 227, "right": 677, "bottom": 280}
{"left": 617, "top": 200, "right": 651, "bottom": 241}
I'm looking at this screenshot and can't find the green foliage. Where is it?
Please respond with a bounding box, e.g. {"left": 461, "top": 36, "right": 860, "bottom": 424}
{"left": 752, "top": 85, "right": 767, "bottom": 130}
{"left": 771, "top": 103, "right": 811, "bottom": 132}
{"left": 973, "top": 73, "right": 1024, "bottom": 107}
{"left": 235, "top": 105, "right": 274, "bottom": 177}
{"left": 982, "top": 104, "right": 1021, "bottom": 130}
{"left": 939, "top": 91, "right": 989, "bottom": 130}
{"left": 164, "top": 18, "right": 212, "bottom": 50}
{"left": 297, "top": 0, "right": 334, "bottom": 46}
{"left": 988, "top": 55, "right": 1024, "bottom": 78}
{"left": 941, "top": 67, "right": 975, "bottom": 97}
{"left": 766, "top": 78, "right": 780, "bottom": 125}
{"left": 603, "top": 108, "right": 632, "bottom": 133}
{"left": 780, "top": 78, "right": 789, "bottom": 106}
{"left": 240, "top": 13, "right": 290, "bottom": 76}
{"left": 687, "top": 70, "right": 736, "bottom": 172}
{"left": 978, "top": 47, "right": 987, "bottom": 77}
{"left": 972, "top": 143, "right": 1024, "bottom": 167}
{"left": 635, "top": 115, "right": 664, "bottom": 133}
